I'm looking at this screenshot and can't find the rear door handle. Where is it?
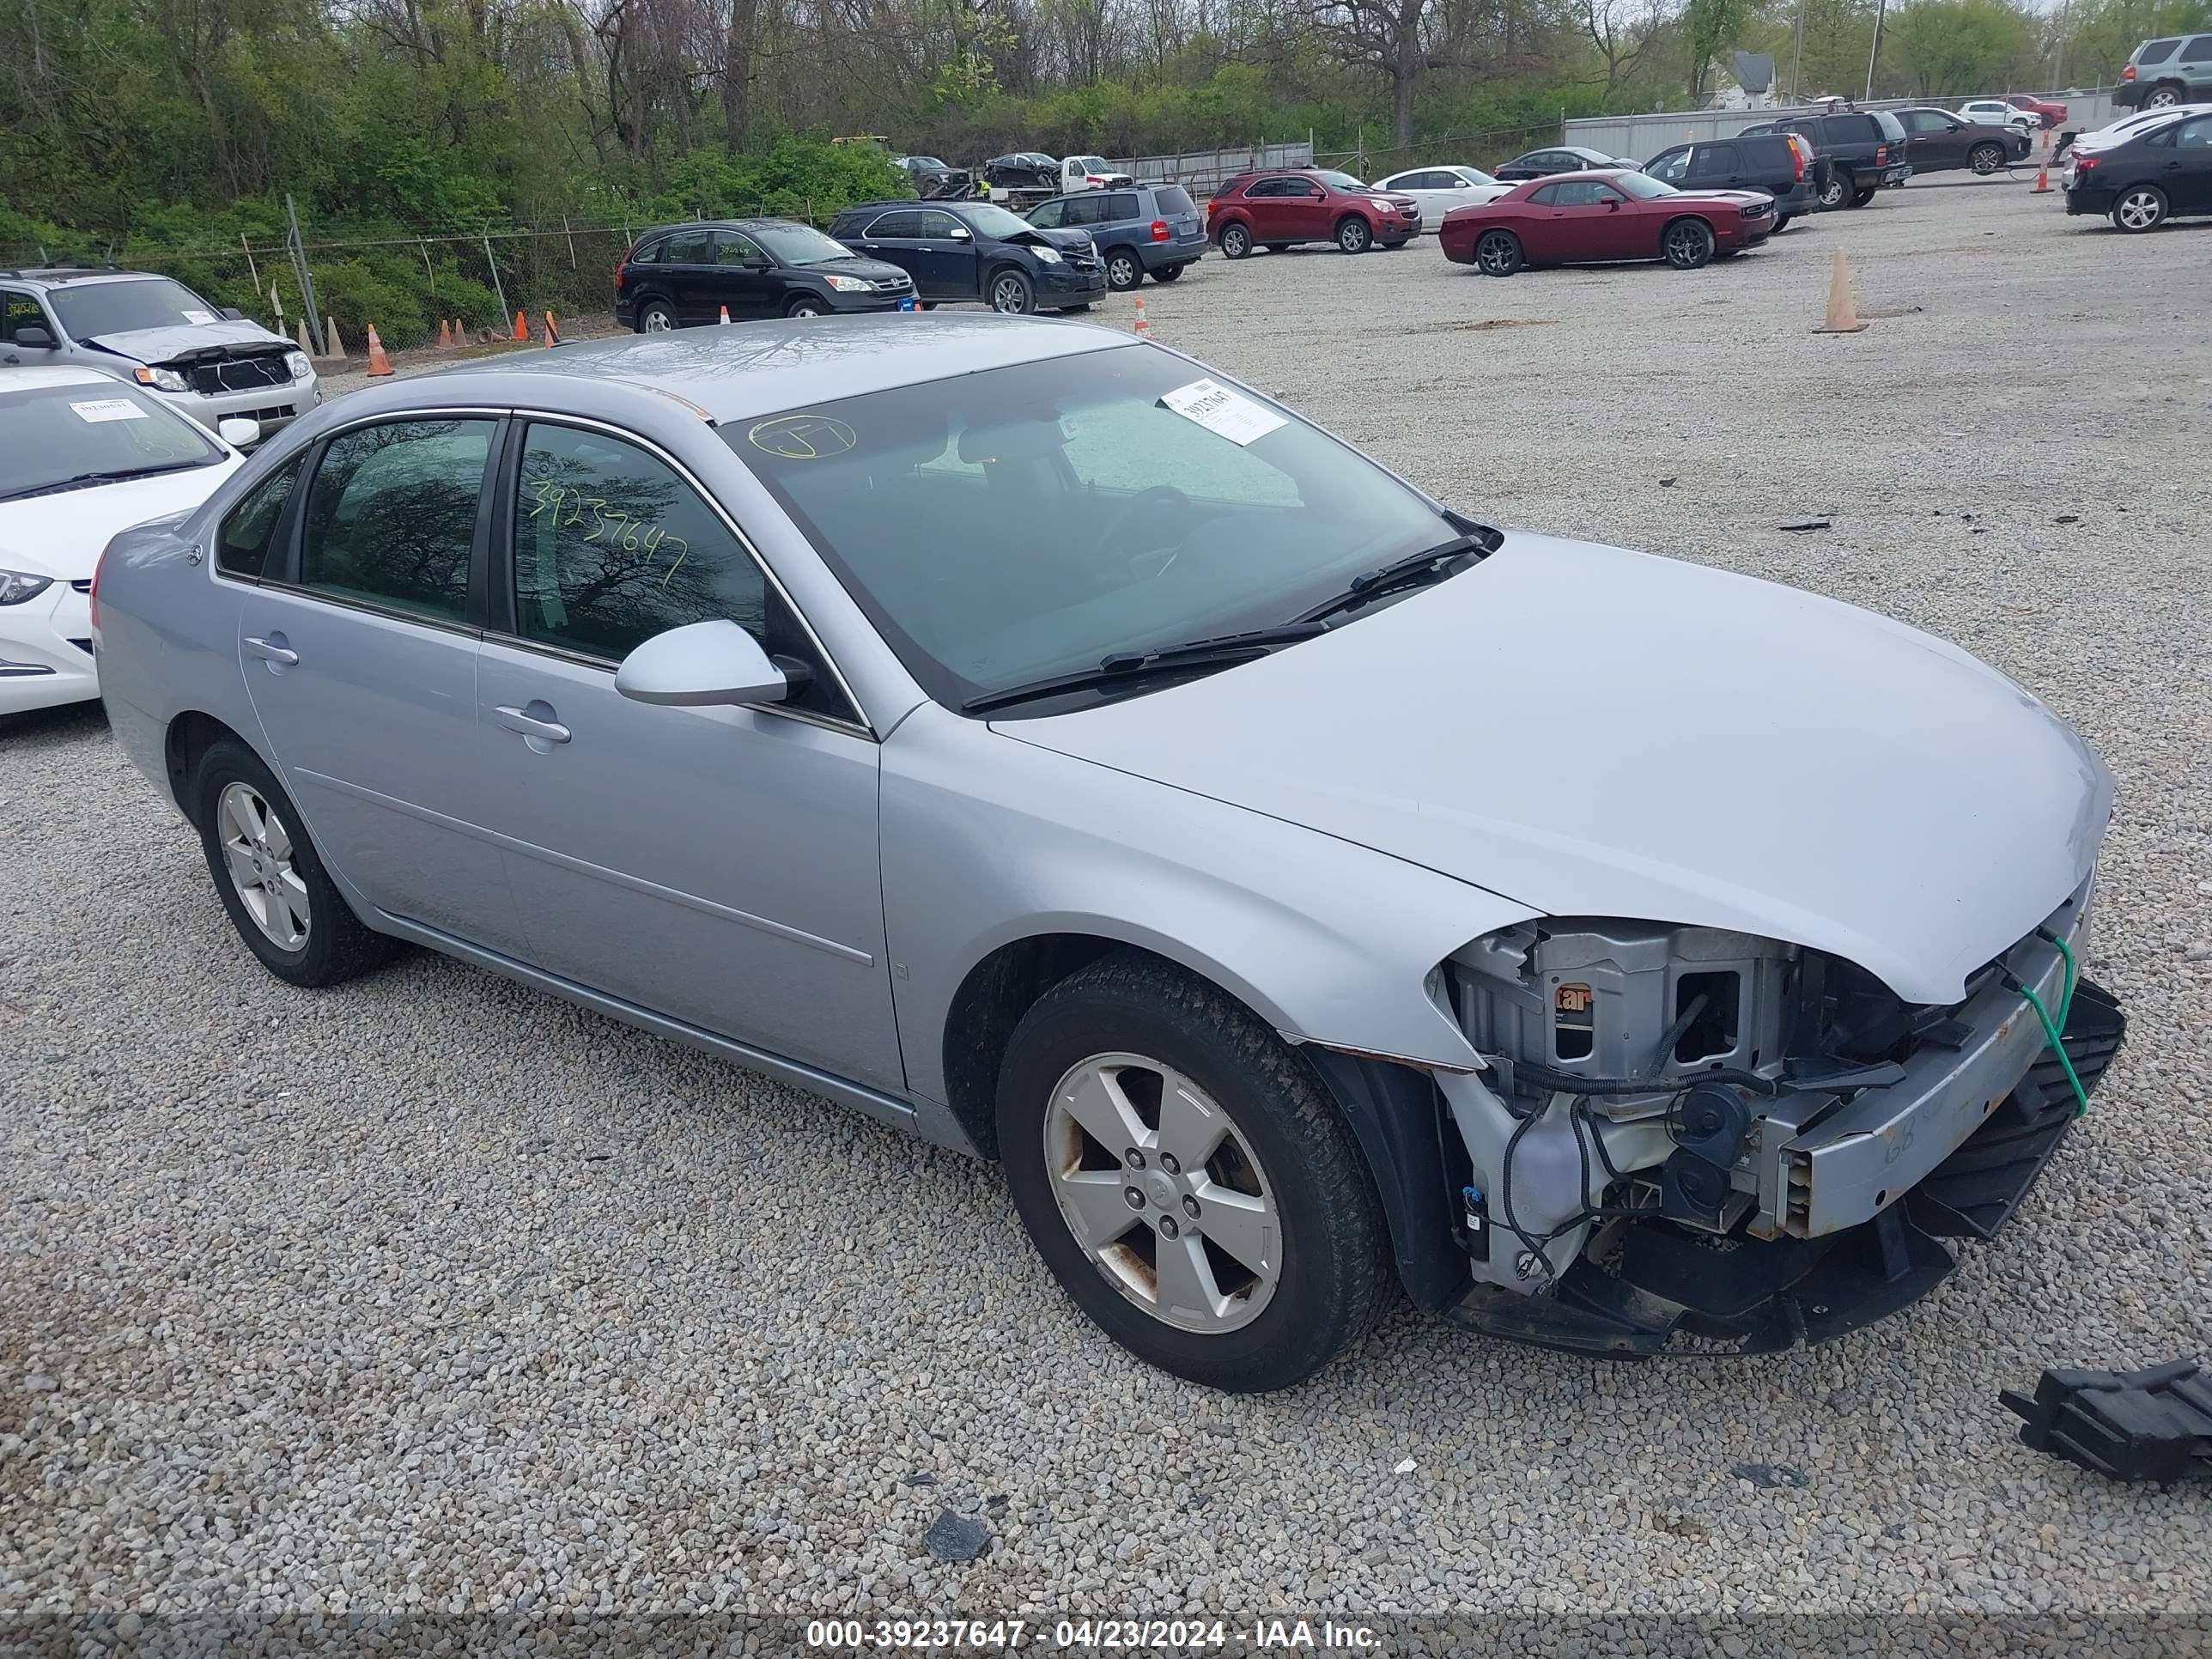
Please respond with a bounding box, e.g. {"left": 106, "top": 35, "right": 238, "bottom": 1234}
{"left": 494, "top": 704, "right": 572, "bottom": 744}
{"left": 243, "top": 635, "right": 297, "bottom": 666}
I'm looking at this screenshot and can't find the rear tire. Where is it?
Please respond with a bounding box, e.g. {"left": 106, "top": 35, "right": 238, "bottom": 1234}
{"left": 191, "top": 740, "right": 396, "bottom": 988}
{"left": 1969, "top": 143, "right": 2006, "bottom": 175}
{"left": 995, "top": 951, "right": 1395, "bottom": 1394}
{"left": 1850, "top": 187, "right": 1876, "bottom": 208}
{"left": 2145, "top": 83, "right": 2184, "bottom": 108}
{"left": 1154, "top": 263, "right": 1184, "bottom": 281}
{"left": 1335, "top": 216, "right": 1372, "bottom": 253}
{"left": 1474, "top": 228, "right": 1523, "bottom": 276}
{"left": 1265, "top": 243, "right": 1289, "bottom": 253}
{"left": 1218, "top": 223, "right": 1253, "bottom": 259}
{"left": 2112, "top": 185, "right": 2167, "bottom": 232}
{"left": 635, "top": 298, "right": 678, "bottom": 333}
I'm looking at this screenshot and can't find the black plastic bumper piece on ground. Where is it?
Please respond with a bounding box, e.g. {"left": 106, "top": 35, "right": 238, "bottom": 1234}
{"left": 1443, "top": 977, "right": 2126, "bottom": 1358}
{"left": 2001, "top": 1358, "right": 2212, "bottom": 1486}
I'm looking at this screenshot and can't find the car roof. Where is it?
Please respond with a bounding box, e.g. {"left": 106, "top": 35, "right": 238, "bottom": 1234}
{"left": 0, "top": 266, "right": 165, "bottom": 290}
{"left": 638, "top": 218, "right": 811, "bottom": 237}
{"left": 0, "top": 362, "right": 137, "bottom": 390}
{"left": 408, "top": 313, "right": 1133, "bottom": 427}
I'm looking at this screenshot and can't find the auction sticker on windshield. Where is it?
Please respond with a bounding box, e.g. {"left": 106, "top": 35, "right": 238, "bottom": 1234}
{"left": 1158, "top": 378, "right": 1285, "bottom": 447}
{"left": 70, "top": 399, "right": 149, "bottom": 423}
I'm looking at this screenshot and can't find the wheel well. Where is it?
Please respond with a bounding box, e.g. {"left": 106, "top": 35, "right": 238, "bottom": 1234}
{"left": 1663, "top": 212, "right": 1714, "bottom": 239}
{"left": 986, "top": 260, "right": 1029, "bottom": 289}
{"left": 163, "top": 710, "right": 249, "bottom": 828}
{"left": 1102, "top": 242, "right": 1139, "bottom": 264}
{"left": 1335, "top": 211, "right": 1370, "bottom": 233}
{"left": 943, "top": 933, "right": 1237, "bottom": 1158}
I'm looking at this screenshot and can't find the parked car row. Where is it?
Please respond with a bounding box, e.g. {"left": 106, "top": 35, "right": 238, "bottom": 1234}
{"left": 2063, "top": 103, "right": 2212, "bottom": 230}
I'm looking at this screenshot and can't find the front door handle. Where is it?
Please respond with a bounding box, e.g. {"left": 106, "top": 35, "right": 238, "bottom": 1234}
{"left": 243, "top": 635, "right": 298, "bottom": 666}
{"left": 494, "top": 704, "right": 572, "bottom": 744}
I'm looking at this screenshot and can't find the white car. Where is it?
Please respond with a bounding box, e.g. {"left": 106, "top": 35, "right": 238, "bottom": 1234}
{"left": 1956, "top": 100, "right": 2039, "bottom": 132}
{"left": 1370, "top": 164, "right": 1514, "bottom": 227}
{"left": 2072, "top": 103, "right": 2212, "bottom": 152}
{"left": 1, "top": 365, "right": 252, "bottom": 718}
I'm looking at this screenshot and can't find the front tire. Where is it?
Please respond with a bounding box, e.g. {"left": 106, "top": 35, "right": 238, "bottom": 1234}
{"left": 635, "top": 299, "right": 678, "bottom": 333}
{"left": 1218, "top": 223, "right": 1252, "bottom": 259}
{"left": 996, "top": 952, "right": 1395, "bottom": 1393}
{"left": 2112, "top": 185, "right": 2167, "bottom": 232}
{"left": 785, "top": 295, "right": 827, "bottom": 318}
{"left": 1772, "top": 212, "right": 1793, "bottom": 233}
{"left": 1662, "top": 216, "right": 1716, "bottom": 269}
{"left": 988, "top": 267, "right": 1036, "bottom": 314}
{"left": 1969, "top": 142, "right": 2006, "bottom": 175}
{"left": 1335, "top": 216, "right": 1372, "bottom": 254}
{"left": 1103, "top": 247, "right": 1142, "bottom": 290}
{"left": 1474, "top": 228, "right": 1523, "bottom": 276}
{"left": 191, "top": 740, "right": 396, "bottom": 988}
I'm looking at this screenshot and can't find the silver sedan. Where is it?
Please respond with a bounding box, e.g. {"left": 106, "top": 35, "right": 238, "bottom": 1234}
{"left": 92, "top": 316, "right": 2124, "bottom": 1389}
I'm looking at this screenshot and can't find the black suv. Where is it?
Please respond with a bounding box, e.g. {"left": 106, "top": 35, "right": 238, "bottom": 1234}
{"left": 1642, "top": 132, "right": 1820, "bottom": 229}
{"left": 1739, "top": 109, "right": 1911, "bottom": 208}
{"left": 615, "top": 220, "right": 915, "bottom": 330}
{"left": 828, "top": 199, "right": 1108, "bottom": 313}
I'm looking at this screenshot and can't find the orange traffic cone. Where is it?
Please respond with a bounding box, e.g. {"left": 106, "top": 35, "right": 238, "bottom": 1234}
{"left": 541, "top": 311, "right": 562, "bottom": 348}
{"left": 436, "top": 319, "right": 452, "bottom": 350}
{"left": 1132, "top": 295, "right": 1151, "bottom": 338}
{"left": 2031, "top": 161, "right": 2052, "bottom": 194}
{"left": 511, "top": 310, "right": 527, "bottom": 343}
{"left": 718, "top": 304, "right": 732, "bottom": 325}
{"left": 365, "top": 325, "right": 394, "bottom": 376}
{"left": 1811, "top": 248, "right": 1868, "bottom": 335}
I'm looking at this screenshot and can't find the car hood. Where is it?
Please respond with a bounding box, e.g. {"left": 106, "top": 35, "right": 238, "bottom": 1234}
{"left": 82, "top": 320, "right": 291, "bottom": 366}
{"left": 799, "top": 254, "right": 912, "bottom": 284}
{"left": 1034, "top": 227, "right": 1098, "bottom": 253}
{"left": 0, "top": 459, "right": 241, "bottom": 579}
{"left": 995, "top": 532, "right": 2111, "bottom": 1005}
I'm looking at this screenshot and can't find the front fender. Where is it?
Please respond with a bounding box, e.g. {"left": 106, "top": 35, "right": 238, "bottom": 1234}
{"left": 880, "top": 702, "right": 1538, "bottom": 1106}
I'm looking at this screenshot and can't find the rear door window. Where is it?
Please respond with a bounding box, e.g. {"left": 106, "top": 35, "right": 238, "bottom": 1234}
{"left": 657, "top": 231, "right": 710, "bottom": 265}
{"left": 864, "top": 210, "right": 923, "bottom": 239}
{"left": 299, "top": 419, "right": 496, "bottom": 623}
{"left": 1103, "top": 192, "right": 1140, "bottom": 221}
{"left": 2183, "top": 34, "right": 2212, "bottom": 58}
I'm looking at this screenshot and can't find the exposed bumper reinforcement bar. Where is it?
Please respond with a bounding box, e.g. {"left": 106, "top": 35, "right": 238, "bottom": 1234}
{"left": 1443, "top": 977, "right": 2125, "bottom": 1358}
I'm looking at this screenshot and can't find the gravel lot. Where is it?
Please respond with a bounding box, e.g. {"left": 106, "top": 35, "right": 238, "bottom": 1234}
{"left": 5, "top": 175, "right": 2210, "bottom": 1645}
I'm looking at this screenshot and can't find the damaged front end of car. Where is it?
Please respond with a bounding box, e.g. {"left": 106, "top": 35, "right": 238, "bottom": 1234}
{"left": 1406, "top": 875, "right": 2124, "bottom": 1356}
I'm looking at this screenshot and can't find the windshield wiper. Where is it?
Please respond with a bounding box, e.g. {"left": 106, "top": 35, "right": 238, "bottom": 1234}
{"left": 963, "top": 623, "right": 1329, "bottom": 714}
{"left": 0, "top": 460, "right": 209, "bottom": 504}
{"left": 1292, "top": 517, "right": 1501, "bottom": 625}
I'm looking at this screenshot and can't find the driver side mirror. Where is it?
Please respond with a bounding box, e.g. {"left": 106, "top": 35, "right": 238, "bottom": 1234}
{"left": 10, "top": 325, "right": 54, "bottom": 349}
{"left": 616, "top": 620, "right": 794, "bottom": 708}
{"left": 216, "top": 416, "right": 261, "bottom": 448}
{"left": 950, "top": 226, "right": 973, "bottom": 240}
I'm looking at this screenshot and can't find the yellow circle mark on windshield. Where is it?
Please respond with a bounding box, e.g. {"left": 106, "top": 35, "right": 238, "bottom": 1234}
{"left": 748, "top": 413, "right": 857, "bottom": 460}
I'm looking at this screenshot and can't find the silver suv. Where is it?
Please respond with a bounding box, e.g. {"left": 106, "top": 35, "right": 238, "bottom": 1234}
{"left": 0, "top": 265, "right": 319, "bottom": 443}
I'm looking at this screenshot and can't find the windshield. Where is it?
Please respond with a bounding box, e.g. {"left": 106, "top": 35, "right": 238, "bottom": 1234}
{"left": 961, "top": 204, "right": 1041, "bottom": 240}
{"left": 1313, "top": 170, "right": 1367, "bottom": 190}
{"left": 1612, "top": 172, "right": 1677, "bottom": 198}
{"left": 0, "top": 380, "right": 224, "bottom": 499}
{"left": 729, "top": 348, "right": 1455, "bottom": 711}
{"left": 48, "top": 277, "right": 225, "bottom": 340}
{"left": 1073, "top": 156, "right": 1110, "bottom": 172}
{"left": 754, "top": 222, "right": 860, "bottom": 265}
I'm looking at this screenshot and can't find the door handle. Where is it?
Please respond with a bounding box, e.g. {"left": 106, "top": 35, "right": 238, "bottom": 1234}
{"left": 243, "top": 635, "right": 298, "bottom": 666}
{"left": 495, "top": 704, "right": 572, "bottom": 744}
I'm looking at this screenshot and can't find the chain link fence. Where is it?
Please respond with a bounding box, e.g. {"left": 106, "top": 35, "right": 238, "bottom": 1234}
{"left": 3, "top": 204, "right": 856, "bottom": 368}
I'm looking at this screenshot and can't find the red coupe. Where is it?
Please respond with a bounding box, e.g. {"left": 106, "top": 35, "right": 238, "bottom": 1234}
{"left": 1439, "top": 170, "right": 1776, "bottom": 276}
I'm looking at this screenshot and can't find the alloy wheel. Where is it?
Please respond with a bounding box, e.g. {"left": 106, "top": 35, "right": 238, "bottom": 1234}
{"left": 1475, "top": 230, "right": 1520, "bottom": 276}
{"left": 1042, "top": 1052, "right": 1281, "bottom": 1335}
{"left": 642, "top": 307, "right": 673, "bottom": 331}
{"left": 991, "top": 273, "right": 1030, "bottom": 313}
{"left": 1107, "top": 252, "right": 1139, "bottom": 289}
{"left": 216, "top": 781, "right": 310, "bottom": 951}
{"left": 2148, "top": 87, "right": 2180, "bottom": 107}
{"left": 1663, "top": 220, "right": 1713, "bottom": 267}
{"left": 2116, "top": 188, "right": 2165, "bottom": 231}
{"left": 1338, "top": 218, "right": 1370, "bottom": 253}
{"left": 1971, "top": 144, "right": 2004, "bottom": 175}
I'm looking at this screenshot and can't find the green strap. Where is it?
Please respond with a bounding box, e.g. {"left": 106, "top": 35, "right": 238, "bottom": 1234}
{"left": 2016, "top": 975, "right": 2091, "bottom": 1119}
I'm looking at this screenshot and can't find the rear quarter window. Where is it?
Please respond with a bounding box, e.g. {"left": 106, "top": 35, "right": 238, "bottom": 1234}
{"left": 1829, "top": 114, "right": 1880, "bottom": 143}
{"left": 2137, "top": 39, "right": 2178, "bottom": 64}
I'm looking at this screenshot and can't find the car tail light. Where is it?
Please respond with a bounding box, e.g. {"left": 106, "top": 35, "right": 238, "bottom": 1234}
{"left": 1875, "top": 143, "right": 1887, "bottom": 165}
{"left": 88, "top": 544, "right": 107, "bottom": 641}
{"left": 1150, "top": 220, "right": 1170, "bottom": 241}
{"left": 2074, "top": 155, "right": 2100, "bottom": 173}
{"left": 1789, "top": 137, "right": 1806, "bottom": 180}
{"left": 2119, "top": 63, "right": 2136, "bottom": 82}
{"left": 613, "top": 246, "right": 632, "bottom": 289}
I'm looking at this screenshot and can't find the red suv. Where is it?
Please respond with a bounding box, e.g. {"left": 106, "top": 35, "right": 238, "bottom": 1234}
{"left": 1206, "top": 169, "right": 1420, "bottom": 258}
